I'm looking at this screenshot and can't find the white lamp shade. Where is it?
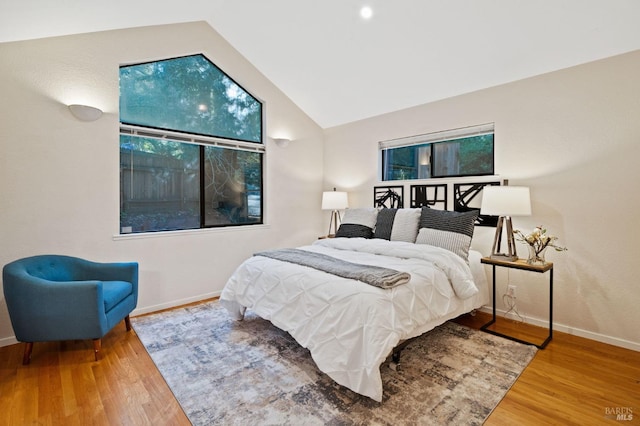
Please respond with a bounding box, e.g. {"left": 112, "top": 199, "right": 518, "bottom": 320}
{"left": 321, "top": 191, "right": 348, "bottom": 210}
{"left": 480, "top": 186, "right": 531, "bottom": 216}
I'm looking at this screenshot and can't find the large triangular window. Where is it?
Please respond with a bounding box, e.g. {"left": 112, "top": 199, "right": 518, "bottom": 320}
{"left": 119, "top": 54, "right": 264, "bottom": 234}
{"left": 120, "top": 54, "right": 262, "bottom": 143}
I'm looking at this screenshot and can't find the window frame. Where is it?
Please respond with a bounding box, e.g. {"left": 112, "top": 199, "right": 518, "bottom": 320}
{"left": 118, "top": 54, "right": 266, "bottom": 235}
{"left": 379, "top": 123, "right": 495, "bottom": 181}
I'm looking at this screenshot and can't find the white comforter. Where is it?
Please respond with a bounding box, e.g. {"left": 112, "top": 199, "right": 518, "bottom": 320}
{"left": 220, "top": 238, "right": 483, "bottom": 401}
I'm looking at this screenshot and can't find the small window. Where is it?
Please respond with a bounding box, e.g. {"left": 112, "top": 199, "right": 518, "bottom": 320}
{"left": 380, "top": 124, "right": 494, "bottom": 181}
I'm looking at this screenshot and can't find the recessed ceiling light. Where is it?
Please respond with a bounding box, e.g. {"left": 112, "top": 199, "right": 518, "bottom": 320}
{"left": 360, "top": 6, "right": 373, "bottom": 20}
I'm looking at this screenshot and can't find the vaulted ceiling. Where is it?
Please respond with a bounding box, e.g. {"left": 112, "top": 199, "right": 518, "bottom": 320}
{"left": 2, "top": 0, "right": 640, "bottom": 128}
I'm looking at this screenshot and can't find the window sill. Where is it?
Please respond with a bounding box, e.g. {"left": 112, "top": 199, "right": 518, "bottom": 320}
{"left": 112, "top": 224, "right": 271, "bottom": 241}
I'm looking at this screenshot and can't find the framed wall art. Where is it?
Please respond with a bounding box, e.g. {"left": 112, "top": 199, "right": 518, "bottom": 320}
{"left": 374, "top": 186, "right": 404, "bottom": 208}
{"left": 409, "top": 184, "right": 448, "bottom": 210}
{"left": 453, "top": 181, "right": 501, "bottom": 226}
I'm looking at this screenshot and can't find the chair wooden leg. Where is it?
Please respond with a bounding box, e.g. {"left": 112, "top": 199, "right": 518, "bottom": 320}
{"left": 124, "top": 315, "right": 132, "bottom": 332}
{"left": 93, "top": 339, "right": 101, "bottom": 361}
{"left": 22, "top": 342, "right": 33, "bottom": 365}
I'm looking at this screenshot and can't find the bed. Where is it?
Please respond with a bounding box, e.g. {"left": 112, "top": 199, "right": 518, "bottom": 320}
{"left": 220, "top": 207, "right": 489, "bottom": 402}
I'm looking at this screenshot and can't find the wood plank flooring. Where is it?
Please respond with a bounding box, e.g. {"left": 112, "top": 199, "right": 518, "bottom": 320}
{"left": 455, "top": 313, "right": 640, "bottom": 425}
{"left": 0, "top": 320, "right": 190, "bottom": 425}
{"left": 1, "top": 304, "right": 638, "bottom": 425}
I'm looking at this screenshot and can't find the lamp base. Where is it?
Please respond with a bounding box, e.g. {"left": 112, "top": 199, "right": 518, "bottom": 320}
{"left": 327, "top": 210, "right": 342, "bottom": 238}
{"left": 489, "top": 216, "right": 518, "bottom": 262}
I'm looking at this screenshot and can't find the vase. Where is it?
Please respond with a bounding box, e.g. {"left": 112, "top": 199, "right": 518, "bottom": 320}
{"left": 527, "top": 246, "right": 547, "bottom": 265}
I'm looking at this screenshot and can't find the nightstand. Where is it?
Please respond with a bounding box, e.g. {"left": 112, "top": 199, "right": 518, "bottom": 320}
{"left": 480, "top": 257, "right": 553, "bottom": 349}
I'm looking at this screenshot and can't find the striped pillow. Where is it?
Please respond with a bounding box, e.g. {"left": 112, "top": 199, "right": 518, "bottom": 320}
{"left": 374, "top": 208, "right": 421, "bottom": 242}
{"left": 416, "top": 207, "right": 478, "bottom": 260}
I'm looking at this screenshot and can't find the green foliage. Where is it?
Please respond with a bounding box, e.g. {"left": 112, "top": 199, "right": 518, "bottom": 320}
{"left": 458, "top": 134, "right": 493, "bottom": 175}
{"left": 385, "top": 145, "right": 420, "bottom": 180}
{"left": 383, "top": 134, "right": 493, "bottom": 180}
{"left": 120, "top": 54, "right": 262, "bottom": 143}
{"left": 119, "top": 54, "right": 264, "bottom": 233}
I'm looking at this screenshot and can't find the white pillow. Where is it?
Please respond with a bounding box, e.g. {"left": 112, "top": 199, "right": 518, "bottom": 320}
{"left": 389, "top": 208, "right": 421, "bottom": 242}
{"left": 342, "top": 208, "right": 378, "bottom": 228}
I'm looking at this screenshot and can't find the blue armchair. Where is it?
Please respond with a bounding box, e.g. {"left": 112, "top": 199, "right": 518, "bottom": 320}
{"left": 2, "top": 255, "right": 138, "bottom": 364}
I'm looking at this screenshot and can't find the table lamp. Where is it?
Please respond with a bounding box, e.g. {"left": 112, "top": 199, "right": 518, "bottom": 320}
{"left": 480, "top": 186, "right": 531, "bottom": 261}
{"left": 321, "top": 188, "right": 348, "bottom": 237}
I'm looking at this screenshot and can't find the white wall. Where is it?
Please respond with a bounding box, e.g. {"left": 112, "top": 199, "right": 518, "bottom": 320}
{"left": 0, "top": 22, "right": 325, "bottom": 345}
{"left": 2, "top": 21, "right": 638, "bottom": 352}
{"left": 324, "top": 50, "right": 640, "bottom": 350}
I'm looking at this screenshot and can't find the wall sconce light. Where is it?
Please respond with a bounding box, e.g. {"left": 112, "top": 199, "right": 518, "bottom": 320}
{"left": 68, "top": 104, "right": 103, "bottom": 122}
{"left": 480, "top": 186, "right": 532, "bottom": 261}
{"left": 273, "top": 138, "right": 290, "bottom": 148}
{"left": 321, "top": 188, "right": 349, "bottom": 237}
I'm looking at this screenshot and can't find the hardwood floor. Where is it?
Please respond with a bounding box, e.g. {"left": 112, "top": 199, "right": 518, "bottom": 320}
{"left": 0, "top": 320, "right": 190, "bottom": 425}
{"left": 1, "top": 305, "right": 638, "bottom": 425}
{"left": 455, "top": 313, "right": 640, "bottom": 425}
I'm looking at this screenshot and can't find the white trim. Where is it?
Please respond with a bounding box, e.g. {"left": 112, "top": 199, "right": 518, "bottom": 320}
{"left": 114, "top": 223, "right": 270, "bottom": 240}
{"left": 379, "top": 122, "right": 494, "bottom": 150}
{"left": 479, "top": 306, "right": 640, "bottom": 352}
{"left": 0, "top": 336, "right": 19, "bottom": 348}
{"left": 375, "top": 174, "right": 502, "bottom": 186}
{"left": 120, "top": 124, "right": 265, "bottom": 153}
{"left": 131, "top": 291, "right": 221, "bottom": 316}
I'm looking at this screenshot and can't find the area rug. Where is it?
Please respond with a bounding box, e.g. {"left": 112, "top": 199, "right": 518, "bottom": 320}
{"left": 132, "top": 301, "right": 537, "bottom": 425}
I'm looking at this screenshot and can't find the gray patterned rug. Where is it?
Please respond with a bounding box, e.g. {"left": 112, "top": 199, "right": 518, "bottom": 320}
{"left": 132, "top": 301, "right": 536, "bottom": 425}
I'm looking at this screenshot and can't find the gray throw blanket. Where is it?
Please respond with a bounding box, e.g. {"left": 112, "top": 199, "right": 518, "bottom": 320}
{"left": 254, "top": 248, "right": 411, "bottom": 289}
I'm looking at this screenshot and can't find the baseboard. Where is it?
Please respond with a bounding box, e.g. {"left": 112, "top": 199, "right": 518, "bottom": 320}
{"left": 0, "top": 335, "right": 19, "bottom": 348}
{"left": 478, "top": 306, "right": 640, "bottom": 352}
{"left": 3, "top": 296, "right": 636, "bottom": 352}
{"left": 131, "top": 291, "right": 221, "bottom": 316}
{"left": 0, "top": 291, "right": 222, "bottom": 348}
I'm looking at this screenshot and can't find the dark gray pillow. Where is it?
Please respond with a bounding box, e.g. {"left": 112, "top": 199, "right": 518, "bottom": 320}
{"left": 335, "top": 223, "right": 374, "bottom": 239}
{"left": 374, "top": 209, "right": 398, "bottom": 240}
{"left": 419, "top": 207, "right": 478, "bottom": 238}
